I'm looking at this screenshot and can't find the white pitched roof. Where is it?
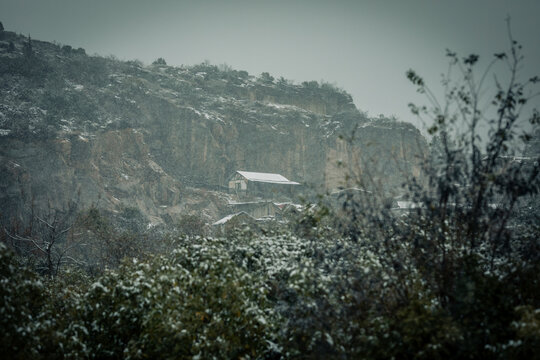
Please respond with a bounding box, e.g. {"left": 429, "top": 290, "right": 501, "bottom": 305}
{"left": 212, "top": 212, "right": 253, "bottom": 226}
{"left": 236, "top": 171, "right": 300, "bottom": 185}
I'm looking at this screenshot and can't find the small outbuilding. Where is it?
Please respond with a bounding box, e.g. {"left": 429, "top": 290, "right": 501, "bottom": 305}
{"left": 227, "top": 200, "right": 282, "bottom": 219}
{"left": 212, "top": 211, "right": 255, "bottom": 226}
{"left": 212, "top": 211, "right": 258, "bottom": 235}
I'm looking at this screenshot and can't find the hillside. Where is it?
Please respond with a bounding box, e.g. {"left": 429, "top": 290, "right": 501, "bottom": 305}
{"left": 0, "top": 30, "right": 426, "bottom": 225}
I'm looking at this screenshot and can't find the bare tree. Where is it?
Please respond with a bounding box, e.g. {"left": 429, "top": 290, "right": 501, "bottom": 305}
{"left": 3, "top": 198, "right": 81, "bottom": 277}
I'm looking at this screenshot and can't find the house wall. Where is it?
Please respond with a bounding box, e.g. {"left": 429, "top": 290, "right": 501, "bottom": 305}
{"left": 228, "top": 177, "right": 247, "bottom": 191}
{"left": 247, "top": 182, "right": 297, "bottom": 198}
{"left": 228, "top": 202, "right": 280, "bottom": 219}
{"left": 250, "top": 203, "right": 278, "bottom": 218}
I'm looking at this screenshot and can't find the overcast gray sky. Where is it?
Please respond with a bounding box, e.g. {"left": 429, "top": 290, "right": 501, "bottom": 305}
{"left": 1, "top": 0, "right": 539, "bottom": 130}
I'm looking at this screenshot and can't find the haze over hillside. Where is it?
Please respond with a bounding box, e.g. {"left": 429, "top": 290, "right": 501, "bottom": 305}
{"left": 0, "top": 29, "right": 426, "bottom": 226}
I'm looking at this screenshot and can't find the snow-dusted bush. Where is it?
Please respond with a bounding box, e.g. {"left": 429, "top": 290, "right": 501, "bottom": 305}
{"left": 0, "top": 243, "right": 52, "bottom": 358}
{"left": 58, "top": 238, "right": 275, "bottom": 359}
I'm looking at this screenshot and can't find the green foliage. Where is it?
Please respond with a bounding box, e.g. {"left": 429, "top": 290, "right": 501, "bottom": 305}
{"left": 22, "top": 35, "right": 33, "bottom": 58}
{"left": 74, "top": 47, "right": 86, "bottom": 55}
{"left": 277, "top": 76, "right": 290, "bottom": 87}
{"left": 237, "top": 70, "right": 249, "bottom": 79}
{"left": 73, "top": 207, "right": 148, "bottom": 272}
{"left": 175, "top": 214, "right": 208, "bottom": 237}
{"left": 217, "top": 62, "right": 232, "bottom": 72}
{"left": 302, "top": 80, "right": 319, "bottom": 89}
{"left": 512, "top": 305, "right": 540, "bottom": 357}
{"left": 2, "top": 216, "right": 539, "bottom": 358}
{"left": 0, "top": 35, "right": 50, "bottom": 83}
{"left": 63, "top": 55, "right": 109, "bottom": 86}
{"left": 126, "top": 59, "right": 143, "bottom": 68}
{"left": 0, "top": 243, "right": 50, "bottom": 358}
{"left": 396, "top": 24, "right": 540, "bottom": 358}
{"left": 259, "top": 71, "right": 274, "bottom": 84}
{"left": 116, "top": 206, "right": 148, "bottom": 234}
{"left": 47, "top": 239, "right": 274, "bottom": 359}
{"left": 320, "top": 81, "right": 341, "bottom": 93}
{"left": 152, "top": 57, "right": 167, "bottom": 66}
{"left": 60, "top": 44, "right": 84, "bottom": 56}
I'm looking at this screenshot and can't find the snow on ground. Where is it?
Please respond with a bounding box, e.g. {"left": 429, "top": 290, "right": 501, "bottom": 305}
{"left": 265, "top": 103, "right": 307, "bottom": 113}
{"left": 397, "top": 201, "right": 421, "bottom": 209}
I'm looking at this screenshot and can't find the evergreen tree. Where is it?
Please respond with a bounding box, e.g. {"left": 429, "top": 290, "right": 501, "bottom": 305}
{"left": 152, "top": 57, "right": 167, "bottom": 65}
{"left": 23, "top": 34, "right": 33, "bottom": 58}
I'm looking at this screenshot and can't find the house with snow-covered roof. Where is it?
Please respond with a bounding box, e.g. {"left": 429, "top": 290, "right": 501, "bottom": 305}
{"left": 228, "top": 170, "right": 300, "bottom": 198}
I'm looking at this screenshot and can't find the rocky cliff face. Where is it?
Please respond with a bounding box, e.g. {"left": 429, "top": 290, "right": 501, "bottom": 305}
{"left": 0, "top": 31, "right": 426, "bottom": 225}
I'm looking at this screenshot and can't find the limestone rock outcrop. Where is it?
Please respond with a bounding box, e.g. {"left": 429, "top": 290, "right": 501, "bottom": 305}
{"left": 0, "top": 31, "right": 426, "bottom": 224}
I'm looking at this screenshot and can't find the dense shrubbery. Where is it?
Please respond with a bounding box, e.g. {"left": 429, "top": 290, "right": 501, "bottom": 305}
{"left": 0, "top": 243, "right": 47, "bottom": 358}
{"left": 61, "top": 243, "right": 274, "bottom": 359}
{"left": 1, "top": 216, "right": 538, "bottom": 358}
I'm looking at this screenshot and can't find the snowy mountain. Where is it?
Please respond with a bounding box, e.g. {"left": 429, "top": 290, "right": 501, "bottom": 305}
{"left": 0, "top": 30, "right": 426, "bottom": 225}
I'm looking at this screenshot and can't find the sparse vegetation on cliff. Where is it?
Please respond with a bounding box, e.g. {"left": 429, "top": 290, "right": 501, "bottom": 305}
{"left": 0, "top": 31, "right": 424, "bottom": 227}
